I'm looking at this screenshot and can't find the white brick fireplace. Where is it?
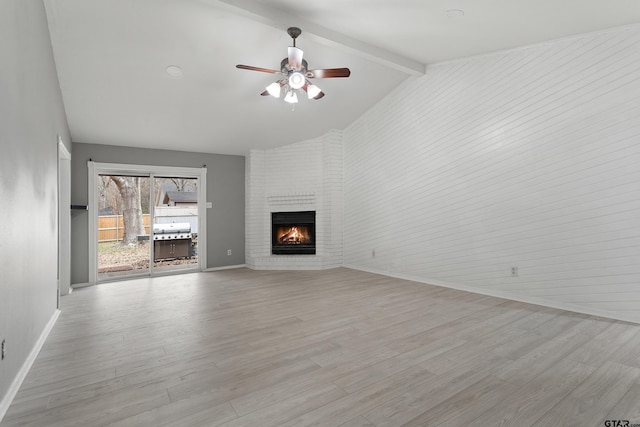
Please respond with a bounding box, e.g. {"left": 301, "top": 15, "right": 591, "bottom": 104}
{"left": 245, "top": 130, "right": 343, "bottom": 270}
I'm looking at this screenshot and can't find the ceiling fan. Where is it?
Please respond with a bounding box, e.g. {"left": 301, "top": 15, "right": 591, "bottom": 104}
{"left": 236, "top": 27, "right": 351, "bottom": 104}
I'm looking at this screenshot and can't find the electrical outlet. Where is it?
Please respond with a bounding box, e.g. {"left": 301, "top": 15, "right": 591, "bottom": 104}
{"left": 1, "top": 339, "right": 5, "bottom": 360}
{"left": 227, "top": 249, "right": 232, "bottom": 256}
{"left": 511, "top": 266, "right": 518, "bottom": 277}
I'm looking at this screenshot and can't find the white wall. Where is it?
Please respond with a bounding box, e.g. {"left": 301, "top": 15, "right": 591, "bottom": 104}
{"left": 246, "top": 130, "right": 343, "bottom": 269}
{"left": 344, "top": 25, "right": 640, "bottom": 324}
{"left": 0, "top": 0, "right": 71, "bottom": 417}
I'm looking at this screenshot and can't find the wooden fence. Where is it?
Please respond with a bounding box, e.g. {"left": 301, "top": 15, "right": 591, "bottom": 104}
{"left": 98, "top": 214, "right": 151, "bottom": 242}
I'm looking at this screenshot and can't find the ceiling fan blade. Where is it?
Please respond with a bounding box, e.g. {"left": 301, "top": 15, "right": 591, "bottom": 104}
{"left": 306, "top": 68, "right": 351, "bottom": 78}
{"left": 288, "top": 46, "right": 304, "bottom": 70}
{"left": 236, "top": 64, "right": 281, "bottom": 74}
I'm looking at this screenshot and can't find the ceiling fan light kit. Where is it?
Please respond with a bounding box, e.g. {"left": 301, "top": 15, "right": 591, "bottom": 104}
{"left": 266, "top": 82, "right": 281, "bottom": 98}
{"left": 284, "top": 90, "right": 298, "bottom": 104}
{"left": 306, "top": 84, "right": 322, "bottom": 99}
{"left": 288, "top": 72, "right": 305, "bottom": 89}
{"left": 236, "top": 27, "right": 351, "bottom": 105}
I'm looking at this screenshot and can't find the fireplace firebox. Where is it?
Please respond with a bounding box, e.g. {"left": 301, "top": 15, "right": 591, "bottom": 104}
{"left": 271, "top": 211, "right": 316, "bottom": 255}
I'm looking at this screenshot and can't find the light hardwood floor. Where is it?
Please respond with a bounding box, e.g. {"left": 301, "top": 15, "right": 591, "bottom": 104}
{"left": 3, "top": 268, "right": 640, "bottom": 426}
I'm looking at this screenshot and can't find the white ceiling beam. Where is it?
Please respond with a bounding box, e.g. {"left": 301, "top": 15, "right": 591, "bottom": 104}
{"left": 206, "top": 0, "right": 426, "bottom": 76}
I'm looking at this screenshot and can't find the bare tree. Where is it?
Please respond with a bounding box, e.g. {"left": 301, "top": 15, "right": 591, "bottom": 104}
{"left": 109, "top": 176, "right": 145, "bottom": 246}
{"left": 169, "top": 178, "right": 196, "bottom": 192}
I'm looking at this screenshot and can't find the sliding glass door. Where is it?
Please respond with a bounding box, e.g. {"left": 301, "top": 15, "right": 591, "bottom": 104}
{"left": 151, "top": 176, "right": 199, "bottom": 274}
{"left": 89, "top": 162, "right": 207, "bottom": 284}
{"left": 97, "top": 174, "right": 151, "bottom": 281}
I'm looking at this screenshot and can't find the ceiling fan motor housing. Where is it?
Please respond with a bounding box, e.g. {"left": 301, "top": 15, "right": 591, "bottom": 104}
{"left": 280, "top": 58, "right": 308, "bottom": 73}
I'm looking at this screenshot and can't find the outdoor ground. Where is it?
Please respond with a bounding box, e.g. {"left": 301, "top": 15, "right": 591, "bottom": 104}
{"left": 98, "top": 241, "right": 197, "bottom": 273}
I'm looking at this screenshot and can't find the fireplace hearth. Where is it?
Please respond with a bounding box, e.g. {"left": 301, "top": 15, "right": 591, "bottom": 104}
{"left": 272, "top": 211, "right": 316, "bottom": 255}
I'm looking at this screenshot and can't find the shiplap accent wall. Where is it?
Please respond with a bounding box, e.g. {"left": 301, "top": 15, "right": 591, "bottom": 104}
{"left": 343, "top": 25, "right": 640, "bottom": 324}
{"left": 246, "top": 130, "right": 343, "bottom": 269}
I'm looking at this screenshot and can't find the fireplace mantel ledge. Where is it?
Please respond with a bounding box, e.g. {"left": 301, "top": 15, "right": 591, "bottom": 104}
{"left": 267, "top": 193, "right": 316, "bottom": 205}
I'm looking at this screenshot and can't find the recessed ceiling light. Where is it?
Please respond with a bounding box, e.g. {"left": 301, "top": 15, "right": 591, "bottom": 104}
{"left": 446, "top": 9, "right": 465, "bottom": 18}
{"left": 166, "top": 65, "right": 184, "bottom": 79}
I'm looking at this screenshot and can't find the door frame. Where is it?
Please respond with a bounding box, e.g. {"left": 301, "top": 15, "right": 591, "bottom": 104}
{"left": 88, "top": 161, "right": 207, "bottom": 284}
{"left": 57, "top": 137, "right": 71, "bottom": 300}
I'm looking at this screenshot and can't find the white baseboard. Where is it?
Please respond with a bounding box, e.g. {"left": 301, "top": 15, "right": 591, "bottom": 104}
{"left": 343, "top": 264, "right": 640, "bottom": 325}
{"left": 204, "top": 264, "right": 247, "bottom": 272}
{"left": 0, "top": 309, "right": 60, "bottom": 423}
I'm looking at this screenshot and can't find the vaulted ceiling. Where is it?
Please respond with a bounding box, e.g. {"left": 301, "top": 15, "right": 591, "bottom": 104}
{"left": 44, "top": 0, "right": 640, "bottom": 155}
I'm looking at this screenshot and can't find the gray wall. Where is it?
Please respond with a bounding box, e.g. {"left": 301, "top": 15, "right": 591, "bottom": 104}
{"left": 0, "top": 0, "right": 71, "bottom": 410}
{"left": 70, "top": 143, "right": 245, "bottom": 284}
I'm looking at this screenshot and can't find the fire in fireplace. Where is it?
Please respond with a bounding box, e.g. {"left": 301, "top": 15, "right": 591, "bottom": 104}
{"left": 272, "top": 211, "right": 316, "bottom": 255}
